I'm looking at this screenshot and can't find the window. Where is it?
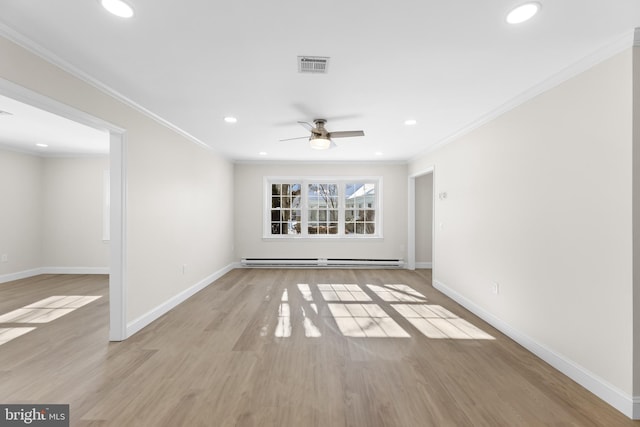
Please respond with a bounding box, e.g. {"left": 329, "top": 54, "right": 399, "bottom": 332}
{"left": 307, "top": 183, "right": 339, "bottom": 235}
{"left": 345, "top": 183, "right": 376, "bottom": 235}
{"left": 264, "top": 177, "right": 382, "bottom": 238}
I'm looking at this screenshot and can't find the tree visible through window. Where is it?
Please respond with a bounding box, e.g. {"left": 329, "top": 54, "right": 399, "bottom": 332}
{"left": 307, "top": 183, "right": 338, "bottom": 235}
{"left": 266, "top": 178, "right": 380, "bottom": 238}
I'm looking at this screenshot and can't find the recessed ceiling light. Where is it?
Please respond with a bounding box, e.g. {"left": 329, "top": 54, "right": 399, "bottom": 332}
{"left": 259, "top": 151, "right": 267, "bottom": 156}
{"left": 36, "top": 143, "right": 48, "bottom": 148}
{"left": 375, "top": 152, "right": 383, "bottom": 156}
{"left": 506, "top": 2, "right": 540, "bottom": 24}
{"left": 224, "top": 116, "right": 238, "bottom": 124}
{"left": 404, "top": 119, "right": 417, "bottom": 126}
{"left": 100, "top": 0, "right": 134, "bottom": 18}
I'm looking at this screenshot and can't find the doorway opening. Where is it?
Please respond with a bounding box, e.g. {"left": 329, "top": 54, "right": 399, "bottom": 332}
{"left": 0, "top": 77, "right": 126, "bottom": 341}
{"left": 407, "top": 167, "right": 434, "bottom": 271}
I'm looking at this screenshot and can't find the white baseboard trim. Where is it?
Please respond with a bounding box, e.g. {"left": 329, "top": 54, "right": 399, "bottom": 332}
{"left": 0, "top": 266, "right": 109, "bottom": 284}
{"left": 415, "top": 262, "right": 432, "bottom": 269}
{"left": 40, "top": 267, "right": 109, "bottom": 275}
{"left": 0, "top": 268, "right": 43, "bottom": 284}
{"left": 126, "top": 263, "right": 237, "bottom": 338}
{"left": 433, "top": 279, "right": 638, "bottom": 420}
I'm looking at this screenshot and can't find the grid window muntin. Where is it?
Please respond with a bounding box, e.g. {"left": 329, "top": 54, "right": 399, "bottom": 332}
{"left": 270, "top": 183, "right": 302, "bottom": 235}
{"left": 265, "top": 177, "right": 382, "bottom": 238}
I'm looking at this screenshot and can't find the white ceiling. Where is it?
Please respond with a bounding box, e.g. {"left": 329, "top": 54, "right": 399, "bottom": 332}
{"left": 0, "top": 94, "right": 109, "bottom": 156}
{"left": 0, "top": 1, "right": 639, "bottom": 161}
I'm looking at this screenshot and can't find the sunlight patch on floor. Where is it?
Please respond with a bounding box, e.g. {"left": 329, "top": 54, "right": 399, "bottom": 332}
{"left": 367, "top": 284, "right": 427, "bottom": 302}
{"left": 392, "top": 304, "right": 494, "bottom": 340}
{"left": 272, "top": 284, "right": 493, "bottom": 341}
{"left": 326, "top": 303, "right": 410, "bottom": 338}
{"left": 0, "top": 295, "right": 102, "bottom": 346}
{"left": 0, "top": 296, "right": 102, "bottom": 324}
{"left": 318, "top": 284, "right": 372, "bottom": 302}
{"left": 0, "top": 327, "right": 36, "bottom": 345}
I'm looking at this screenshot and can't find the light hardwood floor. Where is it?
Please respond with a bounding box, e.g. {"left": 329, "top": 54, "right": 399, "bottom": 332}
{"left": 0, "top": 270, "right": 636, "bottom": 426}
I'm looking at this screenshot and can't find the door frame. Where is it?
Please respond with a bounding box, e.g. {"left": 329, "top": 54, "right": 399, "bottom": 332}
{"left": 407, "top": 166, "right": 435, "bottom": 271}
{"left": 0, "top": 78, "right": 127, "bottom": 341}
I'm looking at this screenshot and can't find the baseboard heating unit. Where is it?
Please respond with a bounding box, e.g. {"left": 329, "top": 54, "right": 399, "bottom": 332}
{"left": 241, "top": 258, "right": 404, "bottom": 268}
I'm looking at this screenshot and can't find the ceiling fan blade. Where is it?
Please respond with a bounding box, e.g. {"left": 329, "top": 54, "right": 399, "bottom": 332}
{"left": 297, "top": 121, "right": 315, "bottom": 132}
{"left": 327, "top": 130, "right": 365, "bottom": 138}
{"left": 279, "top": 136, "right": 309, "bottom": 142}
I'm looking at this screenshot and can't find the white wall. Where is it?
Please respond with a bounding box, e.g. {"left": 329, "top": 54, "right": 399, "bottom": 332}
{"left": 415, "top": 173, "right": 432, "bottom": 266}
{"left": 0, "top": 150, "right": 109, "bottom": 279}
{"left": 235, "top": 162, "right": 407, "bottom": 261}
{"left": 409, "top": 49, "right": 634, "bottom": 404}
{"left": 42, "top": 156, "right": 109, "bottom": 268}
{"left": 0, "top": 149, "right": 42, "bottom": 275}
{"left": 0, "top": 35, "right": 235, "bottom": 328}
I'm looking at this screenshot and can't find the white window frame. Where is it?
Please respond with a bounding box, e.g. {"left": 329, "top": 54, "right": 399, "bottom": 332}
{"left": 263, "top": 176, "right": 383, "bottom": 239}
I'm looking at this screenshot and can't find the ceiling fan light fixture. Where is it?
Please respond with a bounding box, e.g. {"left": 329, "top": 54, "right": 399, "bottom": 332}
{"left": 309, "top": 136, "right": 331, "bottom": 150}
{"left": 100, "top": 0, "right": 134, "bottom": 18}
{"left": 506, "top": 2, "right": 540, "bottom": 24}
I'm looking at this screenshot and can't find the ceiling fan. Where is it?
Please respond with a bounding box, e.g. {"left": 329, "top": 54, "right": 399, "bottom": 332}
{"left": 279, "top": 119, "right": 365, "bottom": 150}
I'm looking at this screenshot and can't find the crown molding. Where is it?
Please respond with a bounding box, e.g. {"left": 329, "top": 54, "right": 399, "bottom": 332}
{"left": 0, "top": 22, "right": 216, "bottom": 154}
{"left": 412, "top": 28, "right": 637, "bottom": 161}
{"left": 233, "top": 158, "right": 408, "bottom": 166}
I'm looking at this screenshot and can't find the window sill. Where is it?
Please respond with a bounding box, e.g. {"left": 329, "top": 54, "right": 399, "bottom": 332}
{"left": 262, "top": 235, "right": 383, "bottom": 241}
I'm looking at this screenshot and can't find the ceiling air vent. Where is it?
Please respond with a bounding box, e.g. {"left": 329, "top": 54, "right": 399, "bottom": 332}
{"left": 298, "top": 56, "right": 329, "bottom": 74}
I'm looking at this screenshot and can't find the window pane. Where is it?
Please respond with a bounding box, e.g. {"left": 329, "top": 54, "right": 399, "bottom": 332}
{"left": 282, "top": 184, "right": 290, "bottom": 195}
{"left": 281, "top": 223, "right": 289, "bottom": 234}
{"left": 308, "top": 223, "right": 318, "bottom": 234}
{"left": 366, "top": 223, "right": 375, "bottom": 234}
{"left": 282, "top": 196, "right": 291, "bottom": 209}
{"left": 365, "top": 210, "right": 375, "bottom": 221}
{"left": 345, "top": 210, "right": 354, "bottom": 222}
{"left": 271, "top": 210, "right": 281, "bottom": 221}
{"left": 345, "top": 223, "right": 354, "bottom": 234}
{"left": 309, "top": 210, "right": 318, "bottom": 221}
{"left": 272, "top": 184, "right": 281, "bottom": 196}
{"left": 271, "top": 223, "right": 281, "bottom": 234}
{"left": 356, "top": 223, "right": 364, "bottom": 234}
{"left": 329, "top": 210, "right": 338, "bottom": 221}
{"left": 291, "top": 222, "right": 301, "bottom": 234}
{"left": 282, "top": 210, "right": 290, "bottom": 221}
{"left": 319, "top": 210, "right": 327, "bottom": 221}
{"left": 272, "top": 197, "right": 281, "bottom": 208}
{"left": 329, "top": 222, "right": 338, "bottom": 234}
{"left": 292, "top": 194, "right": 301, "bottom": 208}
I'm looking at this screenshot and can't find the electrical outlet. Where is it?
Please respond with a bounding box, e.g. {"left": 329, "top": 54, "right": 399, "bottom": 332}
{"left": 0, "top": 254, "right": 7, "bottom": 263}
{"left": 491, "top": 282, "right": 499, "bottom": 295}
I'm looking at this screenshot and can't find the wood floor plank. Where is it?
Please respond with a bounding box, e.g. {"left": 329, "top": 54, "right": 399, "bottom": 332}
{"left": 0, "top": 270, "right": 636, "bottom": 426}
